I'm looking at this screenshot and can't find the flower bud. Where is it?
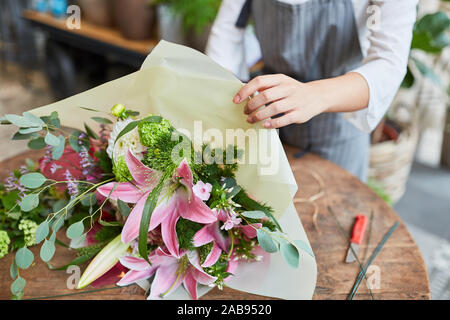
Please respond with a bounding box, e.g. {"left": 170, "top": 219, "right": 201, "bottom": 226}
{"left": 111, "top": 104, "right": 126, "bottom": 118}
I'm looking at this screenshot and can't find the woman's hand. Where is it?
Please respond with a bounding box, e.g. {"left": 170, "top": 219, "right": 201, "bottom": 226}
{"left": 233, "top": 73, "right": 370, "bottom": 129}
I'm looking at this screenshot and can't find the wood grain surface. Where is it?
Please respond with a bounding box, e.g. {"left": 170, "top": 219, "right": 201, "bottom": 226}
{"left": 0, "top": 148, "right": 431, "bottom": 300}
{"left": 22, "top": 10, "right": 158, "bottom": 55}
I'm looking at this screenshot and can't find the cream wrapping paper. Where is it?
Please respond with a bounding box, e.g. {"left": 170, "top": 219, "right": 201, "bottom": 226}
{"left": 30, "top": 41, "right": 317, "bottom": 300}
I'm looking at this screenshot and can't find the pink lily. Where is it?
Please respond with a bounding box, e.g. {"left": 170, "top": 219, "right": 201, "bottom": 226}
{"left": 145, "top": 159, "right": 217, "bottom": 257}
{"left": 117, "top": 248, "right": 217, "bottom": 300}
{"left": 193, "top": 221, "right": 229, "bottom": 267}
{"left": 97, "top": 149, "right": 162, "bottom": 244}
{"left": 98, "top": 151, "right": 217, "bottom": 257}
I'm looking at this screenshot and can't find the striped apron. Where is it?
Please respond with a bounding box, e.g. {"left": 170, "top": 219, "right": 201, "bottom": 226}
{"left": 237, "top": 0, "right": 370, "bottom": 181}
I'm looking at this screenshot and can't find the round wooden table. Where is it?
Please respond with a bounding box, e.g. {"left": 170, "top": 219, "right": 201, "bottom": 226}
{"left": 0, "top": 148, "right": 431, "bottom": 300}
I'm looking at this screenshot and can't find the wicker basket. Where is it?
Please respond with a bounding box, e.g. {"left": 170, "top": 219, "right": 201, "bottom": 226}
{"left": 369, "top": 122, "right": 419, "bottom": 203}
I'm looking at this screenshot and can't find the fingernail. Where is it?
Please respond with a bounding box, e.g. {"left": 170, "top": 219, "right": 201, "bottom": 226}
{"left": 247, "top": 116, "right": 254, "bottom": 123}
{"left": 264, "top": 120, "right": 271, "bottom": 128}
{"left": 234, "top": 94, "right": 241, "bottom": 104}
{"left": 244, "top": 108, "right": 249, "bottom": 115}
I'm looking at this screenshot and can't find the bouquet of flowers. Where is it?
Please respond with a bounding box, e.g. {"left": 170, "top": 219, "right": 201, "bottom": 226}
{"left": 0, "top": 41, "right": 316, "bottom": 300}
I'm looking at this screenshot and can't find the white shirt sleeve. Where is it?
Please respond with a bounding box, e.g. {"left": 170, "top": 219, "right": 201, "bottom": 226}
{"left": 205, "top": 0, "right": 248, "bottom": 80}
{"left": 347, "top": 0, "right": 418, "bottom": 133}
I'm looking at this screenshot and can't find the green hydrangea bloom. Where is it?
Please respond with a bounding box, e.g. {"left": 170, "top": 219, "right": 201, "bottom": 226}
{"left": 113, "top": 156, "right": 133, "bottom": 182}
{"left": 138, "top": 118, "right": 173, "bottom": 147}
{"left": 18, "top": 219, "right": 37, "bottom": 247}
{"left": 0, "top": 230, "right": 11, "bottom": 259}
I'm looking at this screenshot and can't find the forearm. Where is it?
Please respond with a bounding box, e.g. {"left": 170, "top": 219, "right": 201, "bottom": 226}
{"left": 312, "top": 72, "right": 370, "bottom": 114}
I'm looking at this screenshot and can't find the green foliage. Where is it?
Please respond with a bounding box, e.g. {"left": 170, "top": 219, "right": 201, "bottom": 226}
{"left": 18, "top": 219, "right": 38, "bottom": 247}
{"left": 94, "top": 226, "right": 121, "bottom": 243}
{"left": 15, "top": 247, "right": 34, "bottom": 269}
{"left": 138, "top": 118, "right": 173, "bottom": 147}
{"left": 0, "top": 231, "right": 10, "bottom": 259}
{"left": 95, "top": 149, "right": 113, "bottom": 175}
{"left": 402, "top": 11, "right": 450, "bottom": 88}
{"left": 157, "top": 0, "right": 221, "bottom": 34}
{"left": 112, "top": 157, "right": 133, "bottom": 182}
{"left": 20, "top": 194, "right": 39, "bottom": 212}
{"left": 176, "top": 218, "right": 203, "bottom": 250}
{"left": 20, "top": 173, "right": 46, "bottom": 189}
{"left": 66, "top": 221, "right": 84, "bottom": 240}
{"left": 256, "top": 229, "right": 278, "bottom": 253}
{"left": 198, "top": 242, "right": 214, "bottom": 265}
{"left": 203, "top": 253, "right": 232, "bottom": 290}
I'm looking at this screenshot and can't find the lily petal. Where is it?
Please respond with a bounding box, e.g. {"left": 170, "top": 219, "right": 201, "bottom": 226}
{"left": 192, "top": 268, "right": 217, "bottom": 286}
{"left": 161, "top": 209, "right": 181, "bottom": 257}
{"left": 177, "top": 188, "right": 217, "bottom": 224}
{"left": 174, "top": 158, "right": 194, "bottom": 194}
{"left": 126, "top": 150, "right": 161, "bottom": 188}
{"left": 77, "top": 235, "right": 130, "bottom": 289}
{"left": 121, "top": 193, "right": 149, "bottom": 244}
{"left": 192, "top": 224, "right": 215, "bottom": 247}
{"left": 148, "top": 262, "right": 182, "bottom": 300}
{"left": 149, "top": 192, "right": 177, "bottom": 231}
{"left": 119, "top": 255, "right": 150, "bottom": 271}
{"left": 183, "top": 271, "right": 198, "bottom": 300}
{"left": 97, "top": 182, "right": 144, "bottom": 204}
{"left": 201, "top": 242, "right": 222, "bottom": 268}
{"left": 117, "top": 268, "right": 156, "bottom": 286}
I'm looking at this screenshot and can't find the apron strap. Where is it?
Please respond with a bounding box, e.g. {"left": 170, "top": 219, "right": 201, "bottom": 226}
{"left": 235, "top": 0, "right": 253, "bottom": 28}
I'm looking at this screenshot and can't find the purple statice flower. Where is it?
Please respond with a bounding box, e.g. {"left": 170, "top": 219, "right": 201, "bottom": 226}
{"left": 64, "top": 169, "right": 78, "bottom": 197}
{"left": 99, "top": 124, "right": 109, "bottom": 146}
{"left": 79, "top": 146, "right": 93, "bottom": 176}
{"left": 78, "top": 133, "right": 87, "bottom": 146}
{"left": 50, "top": 163, "right": 62, "bottom": 174}
{"left": 41, "top": 145, "right": 53, "bottom": 167}
{"left": 19, "top": 165, "right": 29, "bottom": 175}
{"left": 4, "top": 171, "right": 27, "bottom": 201}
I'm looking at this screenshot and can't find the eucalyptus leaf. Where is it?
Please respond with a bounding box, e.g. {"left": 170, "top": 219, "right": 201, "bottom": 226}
{"left": 52, "top": 135, "right": 66, "bottom": 160}
{"left": 80, "top": 193, "right": 97, "bottom": 207}
{"left": 20, "top": 194, "right": 39, "bottom": 212}
{"left": 10, "top": 277, "right": 26, "bottom": 296}
{"left": 10, "top": 260, "right": 18, "bottom": 280}
{"left": 35, "top": 221, "right": 50, "bottom": 244}
{"left": 240, "top": 210, "right": 266, "bottom": 219}
{"left": 12, "top": 132, "right": 37, "bottom": 141}
{"left": 280, "top": 243, "right": 299, "bottom": 268}
{"left": 66, "top": 221, "right": 84, "bottom": 240}
{"left": 294, "top": 240, "right": 315, "bottom": 258}
{"left": 45, "top": 132, "right": 60, "bottom": 147}
{"left": 40, "top": 240, "right": 56, "bottom": 262}
{"left": 4, "top": 114, "right": 34, "bottom": 127}
{"left": 20, "top": 172, "right": 47, "bottom": 189}
{"left": 28, "top": 137, "right": 46, "bottom": 150}
{"left": 52, "top": 199, "right": 68, "bottom": 213}
{"left": 51, "top": 217, "right": 65, "bottom": 232}
{"left": 23, "top": 112, "right": 46, "bottom": 126}
{"left": 256, "top": 229, "right": 278, "bottom": 253}
{"left": 18, "top": 127, "right": 42, "bottom": 134}
{"left": 15, "top": 247, "right": 34, "bottom": 269}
